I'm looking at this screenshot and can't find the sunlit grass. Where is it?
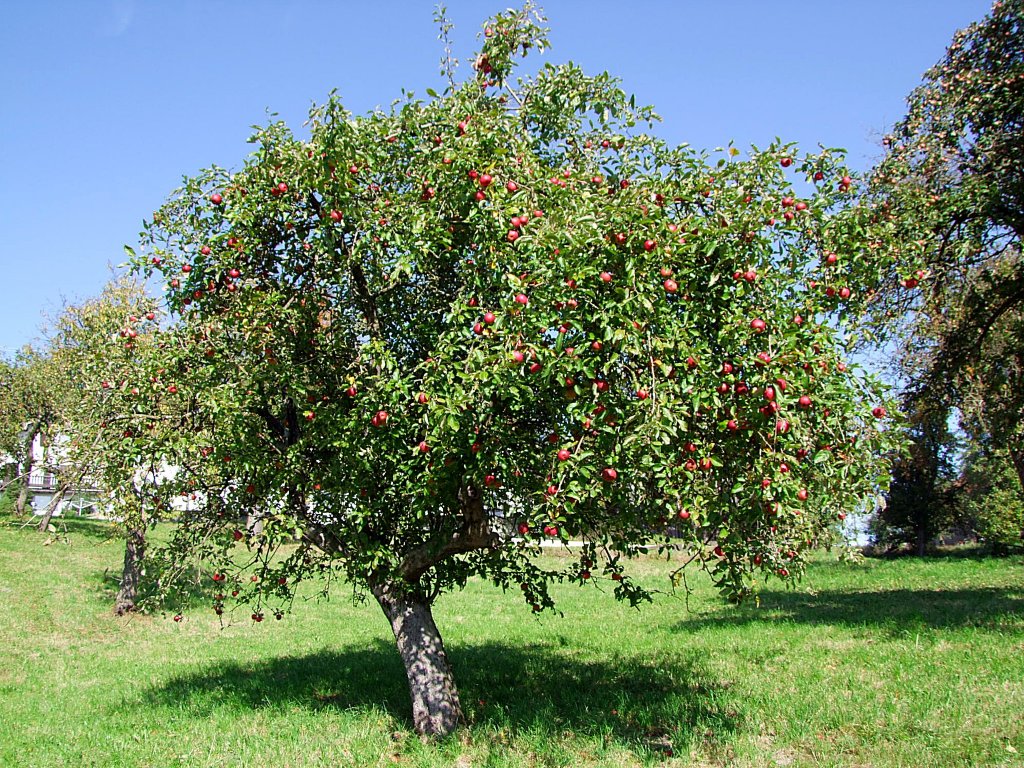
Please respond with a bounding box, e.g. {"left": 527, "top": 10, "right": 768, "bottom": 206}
{"left": 1, "top": 513, "right": 1021, "bottom": 767}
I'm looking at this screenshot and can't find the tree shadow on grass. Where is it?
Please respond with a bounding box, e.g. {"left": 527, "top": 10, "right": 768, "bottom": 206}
{"left": 145, "top": 641, "right": 739, "bottom": 753}
{"left": 0, "top": 512, "right": 121, "bottom": 542}
{"left": 86, "top": 566, "right": 218, "bottom": 615}
{"left": 50, "top": 515, "right": 120, "bottom": 542}
{"left": 672, "top": 586, "right": 1024, "bottom": 635}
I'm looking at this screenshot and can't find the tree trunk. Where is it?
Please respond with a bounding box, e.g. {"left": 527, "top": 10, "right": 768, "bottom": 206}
{"left": 114, "top": 524, "right": 146, "bottom": 615}
{"left": 15, "top": 475, "right": 32, "bottom": 518}
{"left": 915, "top": 524, "right": 928, "bottom": 557}
{"left": 14, "top": 427, "right": 37, "bottom": 518}
{"left": 245, "top": 511, "right": 263, "bottom": 537}
{"left": 37, "top": 480, "right": 70, "bottom": 532}
{"left": 371, "top": 581, "right": 463, "bottom": 737}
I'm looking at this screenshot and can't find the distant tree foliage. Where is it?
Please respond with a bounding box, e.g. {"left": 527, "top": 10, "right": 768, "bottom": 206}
{"left": 872, "top": 394, "right": 958, "bottom": 555}
{"left": 954, "top": 447, "right": 1024, "bottom": 551}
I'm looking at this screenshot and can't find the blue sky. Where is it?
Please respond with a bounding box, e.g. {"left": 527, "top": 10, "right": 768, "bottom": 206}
{"left": 0, "top": 0, "right": 992, "bottom": 356}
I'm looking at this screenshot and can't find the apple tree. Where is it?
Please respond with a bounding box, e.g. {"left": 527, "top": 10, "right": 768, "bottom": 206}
{"left": 0, "top": 346, "right": 66, "bottom": 519}
{"left": 868, "top": 0, "right": 1024, "bottom": 490}
{"left": 42, "top": 278, "right": 168, "bottom": 612}
{"left": 119, "top": 6, "right": 900, "bottom": 735}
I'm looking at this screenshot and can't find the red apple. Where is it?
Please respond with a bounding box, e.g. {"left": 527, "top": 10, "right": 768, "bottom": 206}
{"left": 663, "top": 279, "right": 678, "bottom": 293}
{"left": 750, "top": 318, "right": 766, "bottom": 332}
{"left": 557, "top": 448, "right": 572, "bottom": 461}
{"left": 602, "top": 467, "right": 618, "bottom": 483}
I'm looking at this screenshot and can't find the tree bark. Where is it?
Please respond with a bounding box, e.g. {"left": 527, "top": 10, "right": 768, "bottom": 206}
{"left": 114, "top": 524, "right": 146, "bottom": 615}
{"left": 371, "top": 581, "right": 463, "bottom": 737}
{"left": 14, "top": 426, "right": 38, "bottom": 518}
{"left": 915, "top": 523, "right": 928, "bottom": 557}
{"left": 37, "top": 480, "right": 70, "bottom": 532}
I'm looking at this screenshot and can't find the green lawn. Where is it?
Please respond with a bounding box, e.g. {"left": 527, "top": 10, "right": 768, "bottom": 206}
{"left": 1, "top": 515, "right": 1021, "bottom": 767}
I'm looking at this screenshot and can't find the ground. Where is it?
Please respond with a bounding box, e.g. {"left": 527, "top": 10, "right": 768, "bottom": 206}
{"left": 0, "top": 515, "right": 1021, "bottom": 767}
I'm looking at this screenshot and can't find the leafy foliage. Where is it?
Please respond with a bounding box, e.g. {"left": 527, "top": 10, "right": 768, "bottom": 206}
{"left": 871, "top": 394, "right": 958, "bottom": 553}
{"left": 953, "top": 447, "right": 1024, "bottom": 552}
{"left": 112, "top": 6, "right": 903, "bottom": 621}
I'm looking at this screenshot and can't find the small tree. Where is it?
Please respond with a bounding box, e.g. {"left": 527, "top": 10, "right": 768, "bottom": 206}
{"left": 44, "top": 278, "right": 166, "bottom": 612}
{"left": 116, "top": 6, "right": 900, "bottom": 735}
{"left": 0, "top": 348, "right": 65, "bottom": 518}
{"left": 954, "top": 446, "right": 1024, "bottom": 551}
{"left": 871, "top": 392, "right": 958, "bottom": 554}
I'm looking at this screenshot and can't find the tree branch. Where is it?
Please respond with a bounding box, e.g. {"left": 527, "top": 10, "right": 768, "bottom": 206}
{"left": 398, "top": 484, "right": 499, "bottom": 583}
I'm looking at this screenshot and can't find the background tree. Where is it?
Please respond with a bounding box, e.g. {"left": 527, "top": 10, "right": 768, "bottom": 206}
{"left": 44, "top": 278, "right": 166, "bottom": 613}
{"left": 952, "top": 445, "right": 1024, "bottom": 551}
{"left": 871, "top": 390, "right": 958, "bottom": 554}
{"left": 115, "top": 6, "right": 901, "bottom": 736}
{"left": 869, "top": 0, "right": 1024, "bottom": 491}
{"left": 0, "top": 347, "right": 66, "bottom": 518}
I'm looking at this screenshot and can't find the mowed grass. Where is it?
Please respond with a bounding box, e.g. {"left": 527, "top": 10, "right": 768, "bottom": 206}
{"left": 0, "top": 515, "right": 1022, "bottom": 768}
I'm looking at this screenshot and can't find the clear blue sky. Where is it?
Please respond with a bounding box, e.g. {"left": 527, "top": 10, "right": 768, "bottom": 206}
{"left": 0, "top": 0, "right": 992, "bottom": 357}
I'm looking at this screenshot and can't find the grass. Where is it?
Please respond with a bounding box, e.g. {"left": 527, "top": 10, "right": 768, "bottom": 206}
{"left": 0, "top": 514, "right": 1022, "bottom": 767}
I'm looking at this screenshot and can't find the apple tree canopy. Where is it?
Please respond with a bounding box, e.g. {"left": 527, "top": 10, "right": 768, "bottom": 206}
{"left": 119, "top": 4, "right": 900, "bottom": 735}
